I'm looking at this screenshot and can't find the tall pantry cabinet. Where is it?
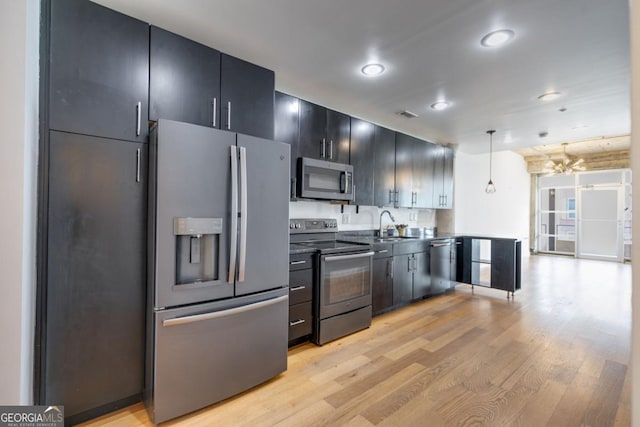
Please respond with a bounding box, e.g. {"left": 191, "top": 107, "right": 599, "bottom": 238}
{"left": 39, "top": 0, "right": 148, "bottom": 424}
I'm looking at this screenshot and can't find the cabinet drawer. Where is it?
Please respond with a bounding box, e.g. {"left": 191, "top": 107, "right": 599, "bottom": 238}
{"left": 288, "top": 302, "right": 312, "bottom": 341}
{"left": 289, "top": 253, "right": 313, "bottom": 271}
{"left": 289, "top": 269, "right": 313, "bottom": 305}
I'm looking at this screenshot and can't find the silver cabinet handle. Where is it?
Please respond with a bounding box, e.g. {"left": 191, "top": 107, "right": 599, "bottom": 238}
{"left": 163, "top": 295, "right": 288, "bottom": 327}
{"left": 290, "top": 286, "right": 306, "bottom": 292}
{"left": 388, "top": 258, "right": 393, "bottom": 278}
{"left": 227, "top": 101, "right": 232, "bottom": 130}
{"left": 289, "top": 319, "right": 306, "bottom": 327}
{"left": 376, "top": 249, "right": 389, "bottom": 254}
{"left": 290, "top": 260, "right": 307, "bottom": 265}
{"left": 212, "top": 97, "right": 217, "bottom": 127}
{"left": 321, "top": 138, "right": 326, "bottom": 158}
{"left": 238, "top": 146, "right": 248, "bottom": 282}
{"left": 431, "top": 242, "right": 451, "bottom": 248}
{"left": 329, "top": 140, "right": 334, "bottom": 160}
{"left": 325, "top": 251, "right": 374, "bottom": 262}
{"left": 136, "top": 101, "right": 141, "bottom": 136}
{"left": 228, "top": 146, "right": 238, "bottom": 283}
{"left": 389, "top": 189, "right": 394, "bottom": 204}
{"left": 395, "top": 191, "right": 399, "bottom": 206}
{"left": 135, "top": 148, "right": 141, "bottom": 183}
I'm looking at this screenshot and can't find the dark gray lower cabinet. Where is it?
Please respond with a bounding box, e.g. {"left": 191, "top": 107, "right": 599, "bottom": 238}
{"left": 45, "top": 131, "right": 146, "bottom": 422}
{"left": 288, "top": 253, "right": 314, "bottom": 344}
{"left": 455, "top": 237, "right": 521, "bottom": 295}
{"left": 372, "top": 245, "right": 393, "bottom": 315}
{"left": 392, "top": 254, "right": 413, "bottom": 305}
{"left": 411, "top": 252, "right": 430, "bottom": 299}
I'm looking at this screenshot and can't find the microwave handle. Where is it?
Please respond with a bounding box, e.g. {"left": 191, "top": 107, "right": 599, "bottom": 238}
{"left": 341, "top": 171, "right": 352, "bottom": 194}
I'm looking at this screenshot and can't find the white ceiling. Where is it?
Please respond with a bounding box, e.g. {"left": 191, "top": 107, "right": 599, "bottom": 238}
{"left": 93, "top": 0, "right": 631, "bottom": 154}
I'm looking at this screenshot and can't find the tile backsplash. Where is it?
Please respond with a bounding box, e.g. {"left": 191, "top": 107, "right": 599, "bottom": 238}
{"left": 289, "top": 200, "right": 436, "bottom": 232}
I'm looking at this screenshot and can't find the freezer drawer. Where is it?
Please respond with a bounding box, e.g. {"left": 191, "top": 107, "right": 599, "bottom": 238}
{"left": 148, "top": 289, "right": 288, "bottom": 423}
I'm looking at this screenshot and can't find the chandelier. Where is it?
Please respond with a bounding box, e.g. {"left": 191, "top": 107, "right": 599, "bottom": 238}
{"left": 543, "top": 143, "right": 586, "bottom": 175}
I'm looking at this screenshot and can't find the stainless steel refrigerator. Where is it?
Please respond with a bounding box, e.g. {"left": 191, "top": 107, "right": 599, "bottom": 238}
{"left": 145, "top": 119, "right": 290, "bottom": 423}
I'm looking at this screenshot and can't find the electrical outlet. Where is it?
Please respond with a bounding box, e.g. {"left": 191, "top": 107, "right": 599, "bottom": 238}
{"left": 342, "top": 213, "right": 350, "bottom": 224}
{"left": 410, "top": 212, "right": 418, "bottom": 221}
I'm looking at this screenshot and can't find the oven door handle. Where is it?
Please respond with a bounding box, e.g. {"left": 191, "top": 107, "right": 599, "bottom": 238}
{"left": 324, "top": 251, "right": 374, "bottom": 262}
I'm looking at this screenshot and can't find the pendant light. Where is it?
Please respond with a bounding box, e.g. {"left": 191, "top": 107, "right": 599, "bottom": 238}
{"left": 485, "top": 130, "right": 496, "bottom": 194}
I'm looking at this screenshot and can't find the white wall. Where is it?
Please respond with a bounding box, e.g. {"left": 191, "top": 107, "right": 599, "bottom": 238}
{"left": 631, "top": 0, "right": 639, "bottom": 423}
{"left": 289, "top": 202, "right": 436, "bottom": 233}
{"left": 454, "top": 150, "right": 530, "bottom": 244}
{"left": 0, "top": 0, "right": 39, "bottom": 404}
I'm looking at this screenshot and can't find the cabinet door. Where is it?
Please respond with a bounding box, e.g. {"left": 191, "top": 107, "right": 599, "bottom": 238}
{"left": 432, "top": 146, "right": 454, "bottom": 209}
{"left": 491, "top": 240, "right": 516, "bottom": 292}
{"left": 326, "top": 109, "right": 350, "bottom": 163}
{"left": 442, "top": 147, "right": 454, "bottom": 208}
{"left": 275, "top": 92, "right": 300, "bottom": 197}
{"left": 49, "top": 0, "right": 149, "bottom": 142}
{"left": 456, "top": 237, "right": 472, "bottom": 284}
{"left": 372, "top": 257, "right": 393, "bottom": 314}
{"left": 220, "top": 54, "right": 275, "bottom": 139}
{"left": 413, "top": 141, "right": 437, "bottom": 208}
{"left": 373, "top": 126, "right": 396, "bottom": 207}
{"left": 149, "top": 26, "right": 221, "bottom": 127}
{"left": 412, "top": 252, "right": 431, "bottom": 299}
{"left": 298, "top": 100, "right": 327, "bottom": 160}
{"left": 45, "top": 131, "right": 146, "bottom": 418}
{"left": 433, "top": 146, "right": 445, "bottom": 207}
{"left": 394, "top": 133, "right": 414, "bottom": 208}
{"left": 392, "top": 254, "right": 413, "bottom": 305}
{"left": 350, "top": 118, "right": 375, "bottom": 205}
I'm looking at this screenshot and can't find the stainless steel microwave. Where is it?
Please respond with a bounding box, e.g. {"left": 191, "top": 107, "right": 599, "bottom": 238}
{"left": 297, "top": 157, "right": 354, "bottom": 201}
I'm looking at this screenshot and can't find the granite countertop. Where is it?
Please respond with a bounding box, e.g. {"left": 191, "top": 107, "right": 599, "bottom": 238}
{"left": 289, "top": 243, "right": 317, "bottom": 255}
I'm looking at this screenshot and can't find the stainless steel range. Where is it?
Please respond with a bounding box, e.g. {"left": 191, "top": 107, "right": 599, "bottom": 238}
{"left": 290, "top": 218, "right": 374, "bottom": 345}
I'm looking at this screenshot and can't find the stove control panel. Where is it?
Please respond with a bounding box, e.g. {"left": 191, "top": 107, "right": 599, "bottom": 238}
{"left": 289, "top": 218, "right": 337, "bottom": 233}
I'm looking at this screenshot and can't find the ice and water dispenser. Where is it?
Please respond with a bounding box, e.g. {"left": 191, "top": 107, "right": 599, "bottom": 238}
{"left": 174, "top": 217, "right": 222, "bottom": 285}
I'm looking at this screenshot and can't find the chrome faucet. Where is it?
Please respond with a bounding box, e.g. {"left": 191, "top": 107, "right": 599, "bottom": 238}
{"left": 379, "top": 210, "right": 395, "bottom": 237}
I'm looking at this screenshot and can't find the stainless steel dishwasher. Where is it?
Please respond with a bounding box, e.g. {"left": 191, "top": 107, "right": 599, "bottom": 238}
{"left": 430, "top": 239, "right": 452, "bottom": 295}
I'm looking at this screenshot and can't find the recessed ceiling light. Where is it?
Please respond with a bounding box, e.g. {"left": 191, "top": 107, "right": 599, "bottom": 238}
{"left": 538, "top": 91, "right": 562, "bottom": 101}
{"left": 430, "top": 101, "right": 450, "bottom": 111}
{"left": 361, "top": 63, "right": 385, "bottom": 76}
{"left": 480, "top": 29, "right": 515, "bottom": 47}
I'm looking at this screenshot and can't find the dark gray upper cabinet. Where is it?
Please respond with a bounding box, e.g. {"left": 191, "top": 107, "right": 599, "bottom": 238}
{"left": 326, "top": 109, "right": 350, "bottom": 163}
{"left": 49, "top": 0, "right": 149, "bottom": 143}
{"left": 394, "top": 133, "right": 414, "bottom": 208}
{"left": 373, "top": 126, "right": 396, "bottom": 207}
{"left": 46, "top": 131, "right": 146, "bottom": 420}
{"left": 149, "top": 26, "right": 221, "bottom": 127}
{"left": 350, "top": 118, "right": 375, "bottom": 205}
{"left": 299, "top": 100, "right": 350, "bottom": 163}
{"left": 412, "top": 140, "right": 437, "bottom": 208}
{"left": 395, "top": 133, "right": 439, "bottom": 208}
{"left": 220, "top": 54, "right": 275, "bottom": 140}
{"left": 433, "top": 146, "right": 454, "bottom": 208}
{"left": 275, "top": 92, "right": 300, "bottom": 197}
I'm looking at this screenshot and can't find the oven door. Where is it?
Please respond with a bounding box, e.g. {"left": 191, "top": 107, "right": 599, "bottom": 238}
{"left": 319, "top": 251, "right": 374, "bottom": 319}
{"left": 298, "top": 157, "right": 354, "bottom": 201}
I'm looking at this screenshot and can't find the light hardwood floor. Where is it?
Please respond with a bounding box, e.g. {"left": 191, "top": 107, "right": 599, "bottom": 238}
{"left": 80, "top": 255, "right": 632, "bottom": 426}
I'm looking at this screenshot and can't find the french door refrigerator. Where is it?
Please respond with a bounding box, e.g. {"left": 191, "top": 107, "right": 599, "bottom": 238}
{"left": 146, "top": 119, "right": 290, "bottom": 423}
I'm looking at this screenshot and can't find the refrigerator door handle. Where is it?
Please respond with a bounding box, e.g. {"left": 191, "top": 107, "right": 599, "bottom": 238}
{"left": 162, "top": 295, "right": 288, "bottom": 327}
{"left": 228, "top": 146, "right": 239, "bottom": 283}
{"left": 238, "top": 146, "right": 248, "bottom": 282}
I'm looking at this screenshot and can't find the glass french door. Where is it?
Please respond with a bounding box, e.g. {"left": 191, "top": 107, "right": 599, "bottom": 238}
{"left": 577, "top": 185, "right": 623, "bottom": 261}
